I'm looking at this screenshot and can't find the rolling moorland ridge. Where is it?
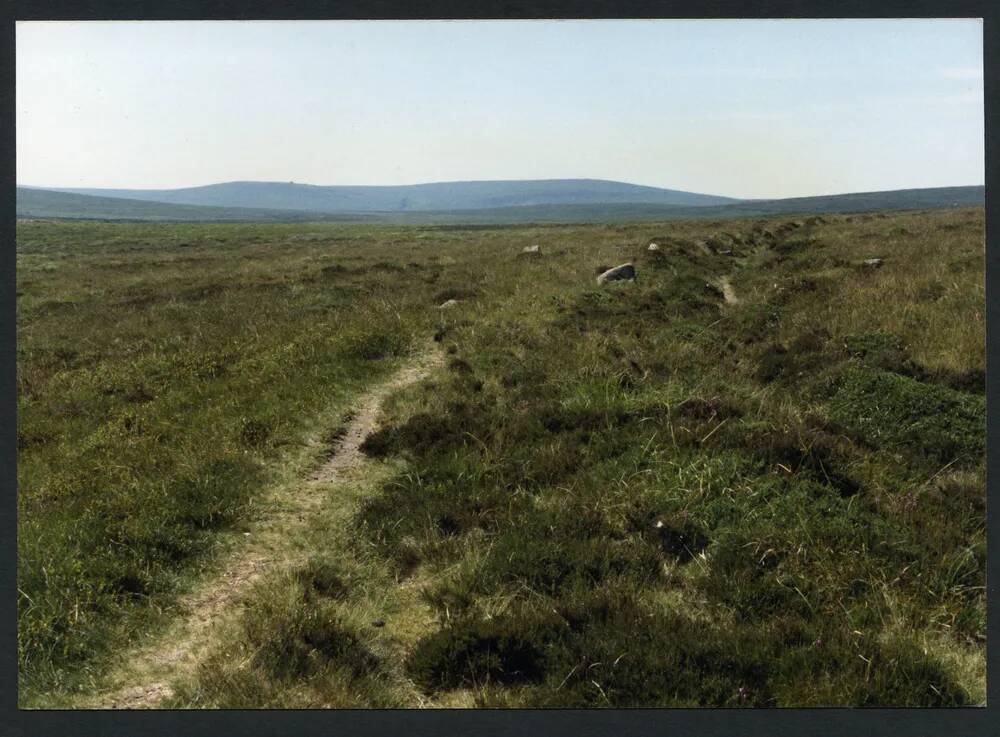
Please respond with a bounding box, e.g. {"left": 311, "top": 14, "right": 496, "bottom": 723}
{"left": 31, "top": 178, "right": 741, "bottom": 212}
{"left": 17, "top": 180, "right": 985, "bottom": 224}
{"left": 16, "top": 202, "right": 984, "bottom": 708}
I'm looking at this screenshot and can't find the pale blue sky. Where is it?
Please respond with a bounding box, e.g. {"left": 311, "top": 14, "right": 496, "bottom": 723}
{"left": 16, "top": 20, "right": 983, "bottom": 199}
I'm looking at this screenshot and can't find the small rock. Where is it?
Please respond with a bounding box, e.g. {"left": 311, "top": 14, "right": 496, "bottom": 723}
{"left": 719, "top": 249, "right": 733, "bottom": 256}
{"left": 597, "top": 263, "right": 636, "bottom": 285}
{"left": 522, "top": 245, "right": 540, "bottom": 254}
{"left": 439, "top": 299, "right": 460, "bottom": 309}
{"left": 647, "top": 242, "right": 660, "bottom": 251}
{"left": 372, "top": 619, "right": 386, "bottom": 628}
{"left": 863, "top": 258, "right": 884, "bottom": 268}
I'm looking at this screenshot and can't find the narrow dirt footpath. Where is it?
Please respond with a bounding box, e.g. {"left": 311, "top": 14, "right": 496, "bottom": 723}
{"left": 86, "top": 347, "right": 443, "bottom": 709}
{"left": 718, "top": 276, "right": 739, "bottom": 305}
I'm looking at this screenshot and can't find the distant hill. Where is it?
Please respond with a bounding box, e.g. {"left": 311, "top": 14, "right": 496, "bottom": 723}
{"left": 15, "top": 187, "right": 369, "bottom": 223}
{"left": 719, "top": 186, "right": 984, "bottom": 218}
{"left": 17, "top": 184, "right": 983, "bottom": 225}
{"left": 387, "top": 186, "right": 985, "bottom": 224}
{"left": 41, "top": 179, "right": 740, "bottom": 213}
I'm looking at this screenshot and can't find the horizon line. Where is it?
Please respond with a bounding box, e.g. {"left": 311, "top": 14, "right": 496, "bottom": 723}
{"left": 16, "top": 178, "right": 986, "bottom": 205}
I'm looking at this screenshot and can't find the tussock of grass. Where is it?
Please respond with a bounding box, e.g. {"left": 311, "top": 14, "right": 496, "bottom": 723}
{"left": 825, "top": 367, "right": 984, "bottom": 466}
{"left": 168, "top": 569, "right": 393, "bottom": 708}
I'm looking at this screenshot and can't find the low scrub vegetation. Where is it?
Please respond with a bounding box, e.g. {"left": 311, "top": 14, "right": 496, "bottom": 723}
{"left": 16, "top": 221, "right": 433, "bottom": 702}
{"left": 17, "top": 207, "right": 984, "bottom": 707}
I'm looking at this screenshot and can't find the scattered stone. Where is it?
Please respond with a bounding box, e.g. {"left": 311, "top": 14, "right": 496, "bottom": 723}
{"left": 863, "top": 258, "right": 884, "bottom": 269}
{"left": 596, "top": 263, "right": 636, "bottom": 284}
{"left": 647, "top": 242, "right": 660, "bottom": 251}
{"left": 372, "top": 619, "right": 386, "bottom": 628}
{"left": 439, "top": 299, "right": 460, "bottom": 309}
{"left": 719, "top": 249, "right": 733, "bottom": 256}
{"left": 522, "top": 245, "right": 540, "bottom": 254}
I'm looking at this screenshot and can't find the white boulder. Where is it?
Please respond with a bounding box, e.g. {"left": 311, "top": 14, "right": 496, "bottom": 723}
{"left": 597, "top": 263, "right": 636, "bottom": 285}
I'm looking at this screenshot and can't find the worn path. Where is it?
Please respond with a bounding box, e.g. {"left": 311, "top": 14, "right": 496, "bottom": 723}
{"left": 718, "top": 276, "right": 739, "bottom": 305}
{"left": 85, "top": 347, "right": 443, "bottom": 709}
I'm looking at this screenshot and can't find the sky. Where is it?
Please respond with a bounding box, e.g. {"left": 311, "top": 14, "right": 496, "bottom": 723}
{"left": 16, "top": 19, "right": 984, "bottom": 199}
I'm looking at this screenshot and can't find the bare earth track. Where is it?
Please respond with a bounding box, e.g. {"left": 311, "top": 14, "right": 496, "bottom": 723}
{"left": 90, "top": 347, "right": 443, "bottom": 709}
{"left": 718, "top": 276, "right": 739, "bottom": 305}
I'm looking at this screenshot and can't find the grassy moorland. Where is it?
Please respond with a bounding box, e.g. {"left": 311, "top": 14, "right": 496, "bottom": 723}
{"left": 17, "top": 208, "right": 984, "bottom": 707}
{"left": 15, "top": 221, "right": 437, "bottom": 701}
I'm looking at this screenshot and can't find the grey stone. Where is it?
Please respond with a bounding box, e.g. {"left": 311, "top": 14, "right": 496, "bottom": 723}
{"left": 439, "top": 299, "right": 460, "bottom": 309}
{"left": 863, "top": 258, "right": 884, "bottom": 268}
{"left": 647, "top": 242, "right": 660, "bottom": 251}
{"left": 597, "top": 263, "right": 636, "bottom": 284}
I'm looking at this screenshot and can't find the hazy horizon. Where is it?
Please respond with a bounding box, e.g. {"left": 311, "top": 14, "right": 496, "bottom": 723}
{"left": 17, "top": 20, "right": 984, "bottom": 200}
{"left": 15, "top": 177, "right": 985, "bottom": 204}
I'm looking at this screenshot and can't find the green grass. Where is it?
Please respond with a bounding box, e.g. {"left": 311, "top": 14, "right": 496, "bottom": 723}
{"left": 17, "top": 208, "right": 985, "bottom": 707}
{"left": 16, "top": 220, "right": 437, "bottom": 701}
